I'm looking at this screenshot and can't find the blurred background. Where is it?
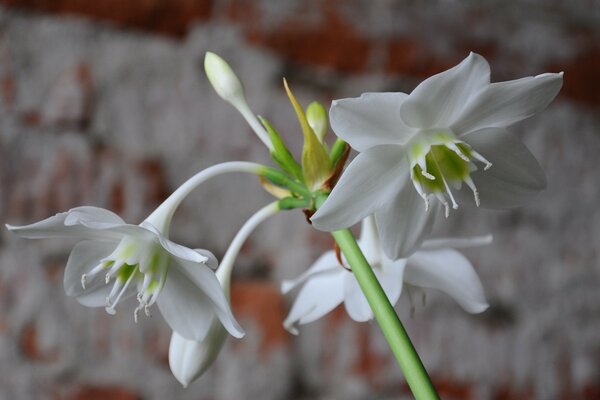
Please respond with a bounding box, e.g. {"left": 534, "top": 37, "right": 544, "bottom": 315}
{"left": 0, "top": 1, "right": 599, "bottom": 399}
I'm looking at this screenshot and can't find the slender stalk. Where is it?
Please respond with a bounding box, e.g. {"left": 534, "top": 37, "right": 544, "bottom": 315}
{"left": 145, "top": 161, "right": 265, "bottom": 235}
{"left": 331, "top": 229, "right": 440, "bottom": 400}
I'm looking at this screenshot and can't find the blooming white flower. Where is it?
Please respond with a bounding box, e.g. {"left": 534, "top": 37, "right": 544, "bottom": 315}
{"left": 282, "top": 216, "right": 490, "bottom": 333}
{"left": 6, "top": 205, "right": 245, "bottom": 342}
{"left": 311, "top": 53, "right": 563, "bottom": 259}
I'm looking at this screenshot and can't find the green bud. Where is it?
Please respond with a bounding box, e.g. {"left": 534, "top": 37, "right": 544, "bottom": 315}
{"left": 283, "top": 79, "right": 332, "bottom": 191}
{"left": 306, "top": 101, "right": 328, "bottom": 143}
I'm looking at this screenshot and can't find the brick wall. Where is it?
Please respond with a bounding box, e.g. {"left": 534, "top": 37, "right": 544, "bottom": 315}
{"left": 0, "top": 1, "right": 599, "bottom": 399}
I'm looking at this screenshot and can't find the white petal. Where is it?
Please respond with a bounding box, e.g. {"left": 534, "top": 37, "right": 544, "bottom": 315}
{"left": 421, "top": 235, "right": 493, "bottom": 251}
{"left": 311, "top": 145, "right": 408, "bottom": 232}
{"left": 380, "top": 258, "right": 407, "bottom": 306}
{"left": 400, "top": 53, "right": 490, "bottom": 129}
{"left": 76, "top": 285, "right": 113, "bottom": 307}
{"left": 157, "top": 266, "right": 220, "bottom": 341}
{"left": 63, "top": 206, "right": 125, "bottom": 226}
{"left": 159, "top": 259, "right": 244, "bottom": 340}
{"left": 405, "top": 249, "right": 488, "bottom": 313}
{"left": 169, "top": 325, "right": 227, "bottom": 388}
{"left": 343, "top": 273, "right": 373, "bottom": 322}
{"left": 140, "top": 221, "right": 210, "bottom": 264}
{"left": 283, "top": 269, "right": 346, "bottom": 334}
{"left": 6, "top": 207, "right": 122, "bottom": 240}
{"left": 281, "top": 251, "right": 339, "bottom": 294}
{"left": 459, "top": 128, "right": 546, "bottom": 209}
{"left": 64, "top": 240, "right": 117, "bottom": 297}
{"left": 452, "top": 72, "right": 563, "bottom": 134}
{"left": 329, "top": 92, "right": 415, "bottom": 151}
{"left": 194, "top": 249, "right": 218, "bottom": 270}
{"left": 357, "top": 215, "right": 381, "bottom": 263}
{"left": 374, "top": 182, "right": 439, "bottom": 260}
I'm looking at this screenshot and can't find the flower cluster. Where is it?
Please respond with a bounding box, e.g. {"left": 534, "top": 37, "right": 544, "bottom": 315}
{"left": 5, "top": 51, "right": 562, "bottom": 389}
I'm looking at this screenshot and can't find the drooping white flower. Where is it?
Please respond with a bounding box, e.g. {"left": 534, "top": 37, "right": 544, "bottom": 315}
{"left": 4, "top": 162, "right": 274, "bottom": 342}
{"left": 282, "top": 216, "right": 490, "bottom": 333}
{"left": 6, "top": 206, "right": 243, "bottom": 342}
{"left": 311, "top": 53, "right": 563, "bottom": 259}
{"left": 169, "top": 202, "right": 280, "bottom": 387}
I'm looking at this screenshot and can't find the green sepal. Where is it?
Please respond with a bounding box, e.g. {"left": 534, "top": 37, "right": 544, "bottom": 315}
{"left": 329, "top": 138, "right": 348, "bottom": 165}
{"left": 259, "top": 116, "right": 303, "bottom": 181}
{"left": 278, "top": 196, "right": 311, "bottom": 210}
{"left": 306, "top": 101, "right": 328, "bottom": 143}
{"left": 260, "top": 166, "right": 311, "bottom": 198}
{"left": 283, "top": 79, "right": 332, "bottom": 191}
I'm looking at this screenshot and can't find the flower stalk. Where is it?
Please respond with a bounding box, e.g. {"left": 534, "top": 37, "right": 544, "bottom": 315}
{"left": 331, "top": 228, "right": 440, "bottom": 400}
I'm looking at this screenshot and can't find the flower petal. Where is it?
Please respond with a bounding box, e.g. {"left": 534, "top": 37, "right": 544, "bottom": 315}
{"left": 329, "top": 92, "right": 415, "bottom": 150}
{"left": 311, "top": 145, "right": 408, "bottom": 232}
{"left": 281, "top": 251, "right": 340, "bottom": 294}
{"left": 6, "top": 207, "right": 123, "bottom": 240}
{"left": 421, "top": 235, "right": 492, "bottom": 251}
{"left": 140, "top": 221, "right": 210, "bottom": 264}
{"left": 158, "top": 259, "right": 244, "bottom": 340}
{"left": 76, "top": 285, "right": 113, "bottom": 307}
{"left": 459, "top": 128, "right": 546, "bottom": 209}
{"left": 63, "top": 206, "right": 126, "bottom": 226}
{"left": 157, "top": 267, "right": 220, "bottom": 341}
{"left": 283, "top": 269, "right": 346, "bottom": 334}
{"left": 64, "top": 240, "right": 117, "bottom": 298}
{"left": 380, "top": 258, "right": 407, "bottom": 306}
{"left": 405, "top": 249, "right": 488, "bottom": 313}
{"left": 451, "top": 72, "right": 563, "bottom": 134}
{"left": 400, "top": 53, "right": 490, "bottom": 129}
{"left": 343, "top": 273, "right": 373, "bottom": 322}
{"left": 374, "top": 182, "right": 439, "bottom": 260}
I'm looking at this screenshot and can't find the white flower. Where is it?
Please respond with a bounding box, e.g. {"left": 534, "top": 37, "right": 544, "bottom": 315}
{"left": 311, "top": 53, "right": 563, "bottom": 259}
{"left": 282, "top": 216, "right": 490, "bottom": 333}
{"left": 6, "top": 206, "right": 244, "bottom": 342}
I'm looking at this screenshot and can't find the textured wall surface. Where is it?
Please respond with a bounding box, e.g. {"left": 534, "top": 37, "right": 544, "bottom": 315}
{"left": 0, "top": 1, "right": 599, "bottom": 399}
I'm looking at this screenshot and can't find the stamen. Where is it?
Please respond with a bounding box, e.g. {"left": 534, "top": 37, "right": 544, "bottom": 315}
{"left": 105, "top": 273, "right": 111, "bottom": 284}
{"left": 421, "top": 170, "right": 436, "bottom": 180}
{"left": 104, "top": 267, "right": 137, "bottom": 316}
{"left": 464, "top": 176, "right": 481, "bottom": 207}
{"left": 435, "top": 193, "right": 450, "bottom": 218}
{"left": 437, "top": 169, "right": 458, "bottom": 210}
{"left": 134, "top": 306, "right": 141, "bottom": 323}
{"left": 470, "top": 149, "right": 492, "bottom": 170}
{"left": 81, "top": 274, "right": 87, "bottom": 290}
{"left": 447, "top": 143, "right": 470, "bottom": 162}
{"left": 144, "top": 305, "right": 151, "bottom": 317}
{"left": 417, "top": 158, "right": 435, "bottom": 180}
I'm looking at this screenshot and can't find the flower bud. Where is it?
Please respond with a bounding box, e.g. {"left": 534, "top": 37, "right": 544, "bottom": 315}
{"left": 169, "top": 325, "right": 227, "bottom": 388}
{"left": 306, "top": 101, "right": 328, "bottom": 143}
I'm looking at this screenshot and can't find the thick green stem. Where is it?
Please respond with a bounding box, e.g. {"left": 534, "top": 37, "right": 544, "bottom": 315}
{"left": 331, "top": 229, "right": 440, "bottom": 400}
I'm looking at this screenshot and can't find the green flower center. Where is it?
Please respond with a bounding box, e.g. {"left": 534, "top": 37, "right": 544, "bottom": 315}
{"left": 80, "top": 236, "right": 169, "bottom": 322}
{"left": 408, "top": 130, "right": 491, "bottom": 216}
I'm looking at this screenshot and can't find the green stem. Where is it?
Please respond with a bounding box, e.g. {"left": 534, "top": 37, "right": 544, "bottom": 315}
{"left": 331, "top": 229, "right": 440, "bottom": 400}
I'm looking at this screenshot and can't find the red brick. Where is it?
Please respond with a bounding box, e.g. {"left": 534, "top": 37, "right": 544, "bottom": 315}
{"left": 231, "top": 280, "right": 289, "bottom": 352}
{"left": 136, "top": 158, "right": 169, "bottom": 207}
{"left": 0, "top": 0, "right": 212, "bottom": 38}
{"left": 246, "top": 7, "right": 371, "bottom": 73}
{"left": 550, "top": 48, "right": 600, "bottom": 106}
{"left": 68, "top": 385, "right": 141, "bottom": 400}
{"left": 352, "top": 325, "right": 388, "bottom": 387}
{"left": 385, "top": 38, "right": 455, "bottom": 77}
{"left": 20, "top": 323, "right": 57, "bottom": 361}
